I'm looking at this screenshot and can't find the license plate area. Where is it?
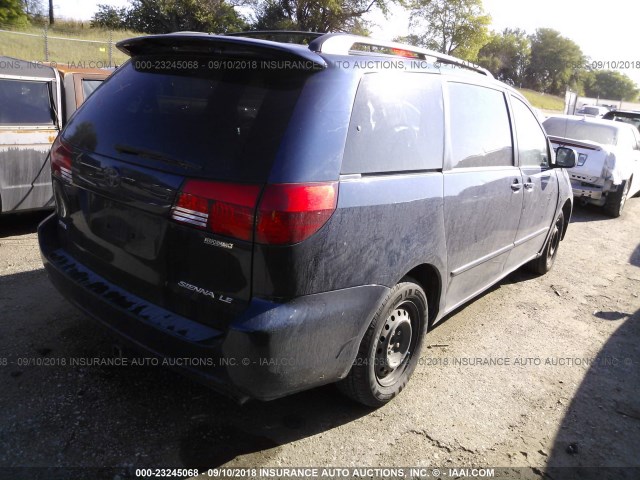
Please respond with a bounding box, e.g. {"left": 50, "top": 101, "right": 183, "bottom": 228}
{"left": 88, "top": 196, "right": 165, "bottom": 260}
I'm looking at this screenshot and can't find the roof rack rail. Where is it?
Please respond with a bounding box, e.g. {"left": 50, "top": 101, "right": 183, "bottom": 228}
{"left": 309, "top": 33, "right": 492, "bottom": 77}
{"left": 225, "top": 30, "right": 325, "bottom": 44}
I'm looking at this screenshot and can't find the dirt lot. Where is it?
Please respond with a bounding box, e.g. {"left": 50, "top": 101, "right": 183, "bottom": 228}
{"left": 1, "top": 198, "right": 639, "bottom": 480}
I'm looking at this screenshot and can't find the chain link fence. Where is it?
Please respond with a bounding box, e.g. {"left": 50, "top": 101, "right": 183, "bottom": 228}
{"left": 0, "top": 23, "right": 134, "bottom": 68}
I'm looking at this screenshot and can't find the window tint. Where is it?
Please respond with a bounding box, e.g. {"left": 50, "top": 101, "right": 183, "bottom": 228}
{"left": 0, "top": 79, "right": 55, "bottom": 125}
{"left": 81, "top": 79, "right": 103, "bottom": 100}
{"left": 342, "top": 72, "right": 443, "bottom": 174}
{"left": 63, "top": 59, "right": 308, "bottom": 182}
{"left": 448, "top": 83, "right": 512, "bottom": 168}
{"left": 511, "top": 96, "right": 549, "bottom": 167}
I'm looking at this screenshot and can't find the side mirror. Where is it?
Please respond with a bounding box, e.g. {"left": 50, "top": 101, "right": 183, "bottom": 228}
{"left": 554, "top": 147, "right": 577, "bottom": 168}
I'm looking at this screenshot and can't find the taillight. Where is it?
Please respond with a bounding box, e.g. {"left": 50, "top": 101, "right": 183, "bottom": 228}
{"left": 51, "top": 137, "right": 73, "bottom": 183}
{"left": 171, "top": 180, "right": 261, "bottom": 241}
{"left": 256, "top": 182, "right": 338, "bottom": 245}
{"left": 171, "top": 180, "right": 338, "bottom": 245}
{"left": 577, "top": 153, "right": 588, "bottom": 166}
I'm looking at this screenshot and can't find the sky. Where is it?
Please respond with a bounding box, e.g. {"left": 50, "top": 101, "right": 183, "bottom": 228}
{"left": 53, "top": 0, "right": 640, "bottom": 86}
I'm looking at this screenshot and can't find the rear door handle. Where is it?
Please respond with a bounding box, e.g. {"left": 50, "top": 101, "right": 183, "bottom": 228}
{"left": 524, "top": 176, "right": 534, "bottom": 190}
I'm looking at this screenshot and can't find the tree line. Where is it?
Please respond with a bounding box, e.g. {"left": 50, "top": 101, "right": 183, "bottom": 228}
{"left": 404, "top": 0, "right": 637, "bottom": 100}
{"left": 1, "top": 0, "right": 636, "bottom": 100}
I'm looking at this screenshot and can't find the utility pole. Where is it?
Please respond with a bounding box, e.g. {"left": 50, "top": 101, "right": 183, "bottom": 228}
{"left": 49, "top": 0, "right": 54, "bottom": 25}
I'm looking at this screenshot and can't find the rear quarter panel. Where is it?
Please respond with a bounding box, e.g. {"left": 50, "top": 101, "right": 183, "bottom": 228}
{"left": 252, "top": 173, "right": 447, "bottom": 307}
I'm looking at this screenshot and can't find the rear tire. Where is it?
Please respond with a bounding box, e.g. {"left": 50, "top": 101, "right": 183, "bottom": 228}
{"left": 527, "top": 211, "right": 564, "bottom": 275}
{"left": 604, "top": 180, "right": 629, "bottom": 218}
{"left": 337, "top": 279, "right": 428, "bottom": 407}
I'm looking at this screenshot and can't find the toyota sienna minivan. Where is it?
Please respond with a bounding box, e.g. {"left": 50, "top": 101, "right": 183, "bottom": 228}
{"left": 39, "top": 32, "right": 576, "bottom": 406}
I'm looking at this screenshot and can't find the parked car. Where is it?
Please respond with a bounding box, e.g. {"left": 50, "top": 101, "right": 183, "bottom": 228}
{"left": 543, "top": 115, "right": 640, "bottom": 217}
{"left": 602, "top": 109, "right": 640, "bottom": 132}
{"left": 576, "top": 105, "right": 610, "bottom": 118}
{"left": 0, "top": 57, "right": 109, "bottom": 215}
{"left": 39, "top": 33, "right": 576, "bottom": 406}
{"left": 50, "top": 63, "right": 110, "bottom": 122}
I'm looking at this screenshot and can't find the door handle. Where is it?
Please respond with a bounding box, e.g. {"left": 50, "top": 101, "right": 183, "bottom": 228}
{"left": 511, "top": 179, "right": 522, "bottom": 192}
{"left": 523, "top": 176, "right": 534, "bottom": 190}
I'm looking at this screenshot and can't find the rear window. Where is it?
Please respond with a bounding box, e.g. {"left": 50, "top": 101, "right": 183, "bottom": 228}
{"left": 543, "top": 118, "right": 617, "bottom": 146}
{"left": 0, "top": 78, "right": 55, "bottom": 125}
{"left": 63, "top": 59, "right": 308, "bottom": 182}
{"left": 581, "top": 107, "right": 600, "bottom": 116}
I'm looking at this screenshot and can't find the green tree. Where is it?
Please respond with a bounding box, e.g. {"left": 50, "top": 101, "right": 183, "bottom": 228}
{"left": 252, "top": 0, "right": 296, "bottom": 30}
{"left": 22, "top": 0, "right": 43, "bottom": 17}
{"left": 91, "top": 0, "right": 246, "bottom": 34}
{"left": 525, "top": 28, "right": 584, "bottom": 95}
{"left": 128, "top": 0, "right": 246, "bottom": 33}
{"left": 582, "top": 70, "right": 639, "bottom": 101}
{"left": 0, "top": 0, "right": 29, "bottom": 25}
{"left": 477, "top": 28, "right": 529, "bottom": 86}
{"left": 250, "top": 0, "right": 388, "bottom": 33}
{"left": 408, "top": 0, "right": 491, "bottom": 61}
{"left": 91, "top": 4, "right": 128, "bottom": 29}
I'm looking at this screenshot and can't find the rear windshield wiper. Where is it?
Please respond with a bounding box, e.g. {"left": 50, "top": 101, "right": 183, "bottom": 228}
{"left": 115, "top": 144, "right": 202, "bottom": 171}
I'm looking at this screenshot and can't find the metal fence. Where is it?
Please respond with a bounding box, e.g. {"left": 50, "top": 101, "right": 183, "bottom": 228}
{"left": 0, "top": 25, "right": 131, "bottom": 67}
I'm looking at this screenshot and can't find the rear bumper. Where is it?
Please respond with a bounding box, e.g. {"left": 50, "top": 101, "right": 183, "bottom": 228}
{"left": 572, "top": 185, "right": 603, "bottom": 200}
{"left": 38, "top": 214, "right": 387, "bottom": 401}
{"left": 570, "top": 179, "right": 606, "bottom": 205}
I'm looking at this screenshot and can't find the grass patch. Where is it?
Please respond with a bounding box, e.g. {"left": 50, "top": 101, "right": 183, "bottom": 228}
{"left": 518, "top": 88, "right": 565, "bottom": 112}
{"left": 0, "top": 21, "right": 141, "bottom": 67}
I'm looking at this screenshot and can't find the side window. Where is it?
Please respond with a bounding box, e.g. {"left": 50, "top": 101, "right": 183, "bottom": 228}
{"left": 0, "top": 79, "right": 55, "bottom": 125}
{"left": 448, "top": 82, "right": 513, "bottom": 168}
{"left": 342, "top": 72, "right": 444, "bottom": 174}
{"left": 511, "top": 96, "right": 549, "bottom": 167}
{"left": 82, "top": 79, "right": 103, "bottom": 101}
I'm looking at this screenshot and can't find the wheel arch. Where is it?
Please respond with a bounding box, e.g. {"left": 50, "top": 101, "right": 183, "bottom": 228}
{"left": 402, "top": 263, "right": 442, "bottom": 326}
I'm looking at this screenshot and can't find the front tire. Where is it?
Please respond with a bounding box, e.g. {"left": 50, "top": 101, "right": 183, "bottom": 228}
{"left": 527, "top": 211, "right": 564, "bottom": 275}
{"left": 337, "top": 279, "right": 428, "bottom": 407}
{"left": 604, "top": 180, "right": 629, "bottom": 218}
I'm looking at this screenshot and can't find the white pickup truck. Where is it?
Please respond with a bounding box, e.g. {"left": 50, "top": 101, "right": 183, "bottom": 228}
{"left": 543, "top": 115, "right": 640, "bottom": 217}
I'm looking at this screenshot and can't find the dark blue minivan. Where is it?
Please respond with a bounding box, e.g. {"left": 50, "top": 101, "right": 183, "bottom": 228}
{"left": 38, "top": 32, "right": 576, "bottom": 406}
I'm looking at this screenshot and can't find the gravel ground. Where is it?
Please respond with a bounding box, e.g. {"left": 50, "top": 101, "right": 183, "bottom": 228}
{"left": 0, "top": 198, "right": 639, "bottom": 480}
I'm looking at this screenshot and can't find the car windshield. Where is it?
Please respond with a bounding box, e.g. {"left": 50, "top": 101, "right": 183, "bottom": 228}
{"left": 543, "top": 117, "right": 618, "bottom": 146}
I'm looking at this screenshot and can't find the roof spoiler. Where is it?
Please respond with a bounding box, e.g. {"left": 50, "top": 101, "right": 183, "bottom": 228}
{"left": 116, "top": 33, "right": 327, "bottom": 70}
{"left": 309, "top": 33, "right": 492, "bottom": 77}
